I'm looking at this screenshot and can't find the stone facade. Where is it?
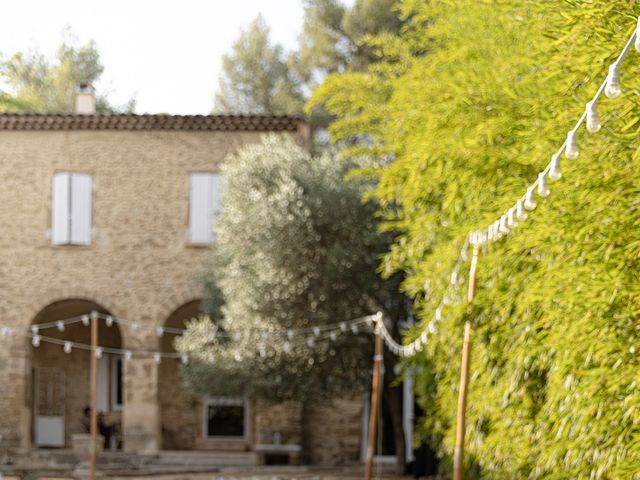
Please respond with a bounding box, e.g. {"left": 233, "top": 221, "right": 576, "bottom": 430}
{"left": 0, "top": 114, "right": 365, "bottom": 465}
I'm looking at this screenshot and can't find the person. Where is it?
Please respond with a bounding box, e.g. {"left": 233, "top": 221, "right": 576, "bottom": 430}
{"left": 97, "top": 412, "right": 112, "bottom": 448}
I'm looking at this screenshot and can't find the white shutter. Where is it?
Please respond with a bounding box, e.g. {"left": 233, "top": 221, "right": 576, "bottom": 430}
{"left": 70, "top": 174, "right": 92, "bottom": 245}
{"left": 52, "top": 173, "right": 70, "bottom": 244}
{"left": 189, "top": 173, "right": 214, "bottom": 244}
{"left": 211, "top": 174, "right": 223, "bottom": 237}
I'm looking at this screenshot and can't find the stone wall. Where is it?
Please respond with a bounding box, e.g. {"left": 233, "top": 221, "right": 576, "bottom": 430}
{"left": 302, "top": 397, "right": 364, "bottom": 465}
{"left": 0, "top": 127, "right": 304, "bottom": 452}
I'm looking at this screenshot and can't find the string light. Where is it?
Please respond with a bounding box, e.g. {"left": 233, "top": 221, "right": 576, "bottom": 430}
{"left": 586, "top": 101, "right": 601, "bottom": 133}
{"left": 565, "top": 130, "right": 579, "bottom": 160}
{"left": 95, "top": 347, "right": 103, "bottom": 359}
{"left": 537, "top": 172, "right": 550, "bottom": 198}
{"left": 81, "top": 315, "right": 90, "bottom": 327}
{"left": 548, "top": 154, "right": 562, "bottom": 181}
{"left": 32, "top": 335, "right": 40, "bottom": 347}
{"left": 56, "top": 321, "right": 65, "bottom": 332}
{"left": 181, "top": 353, "right": 189, "bottom": 365}
{"left": 124, "top": 350, "right": 132, "bottom": 361}
{"left": 524, "top": 187, "right": 537, "bottom": 211}
{"left": 313, "top": 326, "right": 321, "bottom": 337}
{"left": 63, "top": 341, "right": 72, "bottom": 354}
{"left": 605, "top": 63, "right": 621, "bottom": 99}
{"left": 156, "top": 327, "right": 164, "bottom": 337}
{"left": 105, "top": 316, "right": 114, "bottom": 327}
{"left": 154, "top": 352, "right": 161, "bottom": 364}
{"left": 516, "top": 200, "right": 528, "bottom": 220}
{"left": 287, "top": 330, "right": 294, "bottom": 340}
{"left": 31, "top": 325, "right": 39, "bottom": 334}
{"left": 507, "top": 208, "right": 517, "bottom": 229}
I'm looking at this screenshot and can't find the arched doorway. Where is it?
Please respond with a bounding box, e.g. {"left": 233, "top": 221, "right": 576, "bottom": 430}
{"left": 30, "top": 299, "right": 122, "bottom": 449}
{"left": 159, "top": 300, "right": 203, "bottom": 450}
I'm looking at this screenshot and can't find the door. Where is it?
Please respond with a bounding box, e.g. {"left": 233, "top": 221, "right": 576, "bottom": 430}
{"left": 35, "top": 367, "right": 65, "bottom": 447}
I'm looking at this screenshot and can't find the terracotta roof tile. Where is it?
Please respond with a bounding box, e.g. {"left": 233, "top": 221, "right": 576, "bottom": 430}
{"left": 0, "top": 113, "right": 305, "bottom": 132}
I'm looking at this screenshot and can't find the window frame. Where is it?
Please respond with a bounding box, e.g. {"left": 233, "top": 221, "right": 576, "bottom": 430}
{"left": 201, "top": 397, "right": 249, "bottom": 440}
{"left": 51, "top": 171, "right": 93, "bottom": 246}
{"left": 110, "top": 355, "right": 123, "bottom": 412}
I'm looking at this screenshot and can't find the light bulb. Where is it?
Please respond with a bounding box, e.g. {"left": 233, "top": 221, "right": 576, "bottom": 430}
{"left": 549, "top": 154, "right": 562, "bottom": 181}
{"left": 636, "top": 17, "right": 640, "bottom": 52}
{"left": 124, "top": 350, "right": 133, "bottom": 361}
{"left": 56, "top": 321, "right": 65, "bottom": 332}
{"left": 32, "top": 335, "right": 41, "bottom": 347}
{"left": 95, "top": 347, "right": 103, "bottom": 359}
{"left": 181, "top": 353, "right": 189, "bottom": 365}
{"left": 339, "top": 322, "right": 347, "bottom": 332}
{"left": 156, "top": 327, "right": 164, "bottom": 337}
{"left": 604, "top": 63, "right": 621, "bottom": 99}
{"left": 585, "top": 101, "right": 601, "bottom": 134}
{"left": 81, "top": 315, "right": 90, "bottom": 326}
{"left": 105, "top": 316, "right": 114, "bottom": 327}
{"left": 313, "top": 326, "right": 320, "bottom": 337}
{"left": 565, "top": 131, "right": 579, "bottom": 160}
{"left": 450, "top": 270, "right": 458, "bottom": 285}
{"left": 329, "top": 331, "right": 337, "bottom": 341}
{"left": 287, "top": 330, "right": 294, "bottom": 340}
{"left": 64, "top": 342, "right": 72, "bottom": 354}
{"left": 516, "top": 199, "right": 528, "bottom": 220}
{"left": 153, "top": 352, "right": 161, "bottom": 364}
{"left": 428, "top": 320, "right": 437, "bottom": 334}
{"left": 524, "top": 187, "right": 536, "bottom": 211}
{"left": 131, "top": 322, "right": 139, "bottom": 331}
{"left": 90, "top": 310, "right": 99, "bottom": 321}
{"left": 507, "top": 208, "right": 517, "bottom": 228}
{"left": 499, "top": 215, "right": 510, "bottom": 235}
{"left": 435, "top": 307, "right": 442, "bottom": 321}
{"left": 351, "top": 324, "right": 359, "bottom": 334}
{"left": 538, "top": 172, "right": 550, "bottom": 198}
{"left": 420, "top": 331, "right": 428, "bottom": 343}
{"left": 283, "top": 342, "right": 291, "bottom": 353}
{"left": 31, "top": 325, "right": 39, "bottom": 334}
{"left": 306, "top": 337, "right": 315, "bottom": 348}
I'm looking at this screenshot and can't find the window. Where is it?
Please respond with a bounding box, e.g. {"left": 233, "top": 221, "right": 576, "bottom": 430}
{"left": 189, "top": 173, "right": 222, "bottom": 244}
{"left": 51, "top": 173, "right": 92, "bottom": 245}
{"left": 203, "top": 398, "right": 246, "bottom": 438}
{"left": 111, "top": 356, "right": 123, "bottom": 411}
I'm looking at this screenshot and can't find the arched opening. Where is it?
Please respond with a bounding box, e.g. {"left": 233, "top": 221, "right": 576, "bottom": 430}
{"left": 30, "top": 299, "right": 122, "bottom": 449}
{"left": 159, "top": 300, "right": 203, "bottom": 450}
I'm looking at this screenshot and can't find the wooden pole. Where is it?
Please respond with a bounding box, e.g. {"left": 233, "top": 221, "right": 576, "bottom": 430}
{"left": 364, "top": 327, "right": 383, "bottom": 480}
{"left": 453, "top": 246, "right": 480, "bottom": 480}
{"left": 89, "top": 310, "right": 98, "bottom": 480}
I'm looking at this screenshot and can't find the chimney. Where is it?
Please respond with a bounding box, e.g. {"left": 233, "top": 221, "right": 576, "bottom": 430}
{"left": 75, "top": 82, "right": 96, "bottom": 114}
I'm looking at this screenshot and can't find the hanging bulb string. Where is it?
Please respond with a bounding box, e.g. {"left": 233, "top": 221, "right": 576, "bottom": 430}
{"left": 470, "top": 21, "right": 638, "bottom": 249}
{"left": 10, "top": 310, "right": 373, "bottom": 340}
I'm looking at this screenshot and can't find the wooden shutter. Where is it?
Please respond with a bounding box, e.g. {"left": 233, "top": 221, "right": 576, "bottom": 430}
{"left": 52, "top": 173, "right": 70, "bottom": 244}
{"left": 70, "top": 173, "right": 92, "bottom": 245}
{"left": 189, "top": 173, "right": 213, "bottom": 244}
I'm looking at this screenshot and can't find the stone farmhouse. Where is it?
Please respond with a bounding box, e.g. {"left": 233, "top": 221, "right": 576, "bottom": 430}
{"left": 0, "top": 88, "right": 415, "bottom": 472}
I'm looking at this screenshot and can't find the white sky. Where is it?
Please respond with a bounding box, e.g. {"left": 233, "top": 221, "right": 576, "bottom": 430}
{"left": 0, "top": 0, "right": 334, "bottom": 114}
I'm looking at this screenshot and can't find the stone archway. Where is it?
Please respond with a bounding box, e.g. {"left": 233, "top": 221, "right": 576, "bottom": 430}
{"left": 30, "top": 299, "right": 122, "bottom": 449}
{"left": 158, "top": 300, "right": 203, "bottom": 450}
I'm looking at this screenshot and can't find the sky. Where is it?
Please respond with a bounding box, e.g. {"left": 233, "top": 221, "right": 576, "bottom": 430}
{"left": 0, "top": 0, "right": 320, "bottom": 114}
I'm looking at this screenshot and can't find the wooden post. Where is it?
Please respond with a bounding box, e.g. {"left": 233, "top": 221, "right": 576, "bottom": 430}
{"left": 364, "top": 326, "right": 383, "bottom": 480}
{"left": 89, "top": 310, "right": 99, "bottom": 480}
{"left": 453, "top": 246, "right": 480, "bottom": 480}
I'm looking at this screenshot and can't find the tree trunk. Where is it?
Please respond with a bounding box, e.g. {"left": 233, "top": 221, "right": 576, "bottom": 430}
{"left": 384, "top": 381, "right": 406, "bottom": 474}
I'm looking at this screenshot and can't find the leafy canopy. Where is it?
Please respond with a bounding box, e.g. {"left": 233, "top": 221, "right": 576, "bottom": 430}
{"left": 310, "top": 0, "right": 640, "bottom": 478}
{"left": 178, "top": 135, "right": 406, "bottom": 402}
{"left": 0, "top": 30, "right": 133, "bottom": 113}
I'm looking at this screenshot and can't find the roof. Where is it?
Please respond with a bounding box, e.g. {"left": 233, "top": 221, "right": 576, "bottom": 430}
{"left": 0, "top": 113, "right": 305, "bottom": 132}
